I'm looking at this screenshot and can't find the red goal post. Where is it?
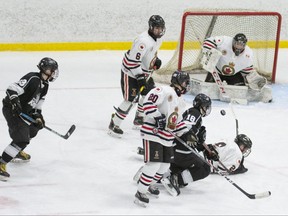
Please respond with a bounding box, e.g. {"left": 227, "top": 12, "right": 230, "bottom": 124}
{"left": 155, "top": 9, "right": 282, "bottom": 83}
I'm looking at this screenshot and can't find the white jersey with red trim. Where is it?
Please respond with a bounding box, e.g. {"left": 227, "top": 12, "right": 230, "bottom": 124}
{"left": 140, "top": 85, "right": 187, "bottom": 147}
{"left": 203, "top": 36, "right": 254, "bottom": 76}
{"left": 121, "top": 31, "right": 163, "bottom": 78}
{"left": 211, "top": 141, "right": 243, "bottom": 173}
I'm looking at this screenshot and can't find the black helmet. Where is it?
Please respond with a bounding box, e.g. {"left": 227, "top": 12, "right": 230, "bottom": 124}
{"left": 232, "top": 33, "right": 247, "bottom": 56}
{"left": 37, "top": 57, "right": 59, "bottom": 82}
{"left": 234, "top": 134, "right": 252, "bottom": 157}
{"left": 148, "top": 15, "right": 166, "bottom": 38}
{"left": 171, "top": 70, "right": 190, "bottom": 96}
{"left": 193, "top": 93, "right": 212, "bottom": 117}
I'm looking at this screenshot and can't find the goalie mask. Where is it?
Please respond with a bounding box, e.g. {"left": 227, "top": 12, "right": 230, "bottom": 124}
{"left": 148, "top": 15, "right": 166, "bottom": 39}
{"left": 170, "top": 70, "right": 190, "bottom": 96}
{"left": 232, "top": 33, "right": 247, "bottom": 56}
{"left": 193, "top": 93, "right": 212, "bottom": 117}
{"left": 234, "top": 134, "right": 252, "bottom": 157}
{"left": 38, "top": 57, "right": 59, "bottom": 82}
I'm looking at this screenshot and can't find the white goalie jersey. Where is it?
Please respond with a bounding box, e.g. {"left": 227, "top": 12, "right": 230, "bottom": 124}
{"left": 121, "top": 31, "right": 163, "bottom": 78}
{"left": 210, "top": 141, "right": 243, "bottom": 173}
{"left": 203, "top": 36, "right": 254, "bottom": 76}
{"left": 140, "top": 85, "right": 187, "bottom": 147}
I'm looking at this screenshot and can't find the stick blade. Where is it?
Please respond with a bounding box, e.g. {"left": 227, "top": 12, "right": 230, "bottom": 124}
{"left": 253, "top": 191, "right": 271, "bottom": 199}
{"left": 63, "top": 125, "right": 76, "bottom": 139}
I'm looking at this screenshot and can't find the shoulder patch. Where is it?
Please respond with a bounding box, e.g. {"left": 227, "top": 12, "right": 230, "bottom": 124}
{"left": 138, "top": 43, "right": 146, "bottom": 51}
{"left": 18, "top": 79, "right": 27, "bottom": 87}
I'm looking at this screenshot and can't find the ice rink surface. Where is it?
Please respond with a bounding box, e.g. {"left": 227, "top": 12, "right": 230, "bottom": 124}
{"left": 0, "top": 50, "right": 287, "bottom": 215}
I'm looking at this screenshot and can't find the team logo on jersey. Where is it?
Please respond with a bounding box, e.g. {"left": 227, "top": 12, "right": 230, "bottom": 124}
{"left": 138, "top": 43, "right": 145, "bottom": 51}
{"left": 18, "top": 79, "right": 27, "bottom": 87}
{"left": 154, "top": 151, "right": 160, "bottom": 160}
{"left": 222, "top": 65, "right": 235, "bottom": 75}
{"left": 167, "top": 111, "right": 178, "bottom": 130}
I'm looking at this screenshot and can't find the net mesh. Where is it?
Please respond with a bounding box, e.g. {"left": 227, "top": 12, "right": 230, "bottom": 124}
{"left": 155, "top": 9, "right": 281, "bottom": 84}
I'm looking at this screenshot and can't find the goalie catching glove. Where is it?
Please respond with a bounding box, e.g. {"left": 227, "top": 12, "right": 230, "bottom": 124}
{"left": 245, "top": 70, "right": 267, "bottom": 91}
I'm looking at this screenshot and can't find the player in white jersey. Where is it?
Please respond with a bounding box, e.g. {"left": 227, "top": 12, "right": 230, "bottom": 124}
{"left": 108, "top": 15, "right": 165, "bottom": 137}
{"left": 162, "top": 133, "right": 252, "bottom": 196}
{"left": 210, "top": 134, "right": 252, "bottom": 175}
{"left": 203, "top": 33, "right": 267, "bottom": 90}
{"left": 134, "top": 70, "right": 190, "bottom": 207}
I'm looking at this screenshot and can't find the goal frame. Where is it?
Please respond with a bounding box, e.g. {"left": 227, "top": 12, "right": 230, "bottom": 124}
{"left": 177, "top": 11, "right": 282, "bottom": 83}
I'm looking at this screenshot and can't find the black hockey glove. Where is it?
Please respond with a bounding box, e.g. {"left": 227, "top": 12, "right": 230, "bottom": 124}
{"left": 141, "top": 77, "right": 155, "bottom": 96}
{"left": 204, "top": 144, "right": 219, "bottom": 161}
{"left": 136, "top": 74, "right": 147, "bottom": 96}
{"left": 185, "top": 130, "right": 198, "bottom": 148}
{"left": 10, "top": 97, "right": 22, "bottom": 116}
{"left": 32, "top": 113, "right": 45, "bottom": 129}
{"left": 153, "top": 57, "right": 162, "bottom": 70}
{"left": 154, "top": 114, "right": 166, "bottom": 130}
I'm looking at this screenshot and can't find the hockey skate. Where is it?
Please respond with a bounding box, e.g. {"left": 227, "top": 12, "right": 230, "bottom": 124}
{"left": 148, "top": 185, "right": 160, "bottom": 198}
{"left": 134, "top": 191, "right": 149, "bottom": 208}
{"left": 0, "top": 161, "right": 10, "bottom": 181}
{"left": 132, "top": 112, "right": 143, "bottom": 130}
{"left": 136, "top": 147, "right": 144, "bottom": 155}
{"left": 161, "top": 174, "right": 180, "bottom": 196}
{"left": 11, "top": 151, "right": 31, "bottom": 163}
{"left": 108, "top": 113, "right": 123, "bottom": 138}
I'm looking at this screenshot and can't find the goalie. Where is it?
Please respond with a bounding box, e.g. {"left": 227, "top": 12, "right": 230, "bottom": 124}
{"left": 200, "top": 33, "right": 272, "bottom": 103}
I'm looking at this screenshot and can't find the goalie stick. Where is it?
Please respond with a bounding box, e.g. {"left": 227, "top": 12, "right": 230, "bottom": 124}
{"left": 168, "top": 130, "right": 271, "bottom": 199}
{"left": 201, "top": 48, "right": 247, "bottom": 105}
{"left": 20, "top": 113, "right": 76, "bottom": 140}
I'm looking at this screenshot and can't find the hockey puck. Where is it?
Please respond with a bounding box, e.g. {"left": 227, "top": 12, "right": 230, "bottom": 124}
{"left": 220, "top": 110, "right": 226, "bottom": 116}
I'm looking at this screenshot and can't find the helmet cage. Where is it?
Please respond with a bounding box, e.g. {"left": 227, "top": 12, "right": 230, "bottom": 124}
{"left": 37, "top": 57, "right": 59, "bottom": 82}
{"left": 148, "top": 15, "right": 166, "bottom": 38}
{"left": 171, "top": 71, "right": 190, "bottom": 95}
{"left": 234, "top": 134, "right": 252, "bottom": 157}
{"left": 193, "top": 93, "right": 212, "bottom": 117}
{"left": 232, "top": 33, "right": 247, "bottom": 56}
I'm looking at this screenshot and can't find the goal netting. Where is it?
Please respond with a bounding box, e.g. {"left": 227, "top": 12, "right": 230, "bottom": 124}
{"left": 154, "top": 9, "right": 282, "bottom": 84}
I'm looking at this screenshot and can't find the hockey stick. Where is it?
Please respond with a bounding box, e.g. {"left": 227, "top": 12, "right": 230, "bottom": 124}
{"left": 113, "top": 71, "right": 154, "bottom": 115}
{"left": 168, "top": 130, "right": 271, "bottom": 199}
{"left": 20, "top": 113, "right": 76, "bottom": 140}
{"left": 229, "top": 101, "right": 239, "bottom": 136}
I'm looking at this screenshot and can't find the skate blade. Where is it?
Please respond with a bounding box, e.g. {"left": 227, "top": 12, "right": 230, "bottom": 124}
{"left": 0, "top": 175, "right": 9, "bottom": 182}
{"left": 107, "top": 130, "right": 122, "bottom": 138}
{"left": 147, "top": 192, "right": 159, "bottom": 199}
{"left": 161, "top": 178, "right": 179, "bottom": 197}
{"left": 11, "top": 158, "right": 30, "bottom": 163}
{"left": 134, "top": 198, "right": 148, "bottom": 208}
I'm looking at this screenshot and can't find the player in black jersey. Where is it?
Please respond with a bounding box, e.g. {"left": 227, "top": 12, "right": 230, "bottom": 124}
{"left": 0, "top": 57, "right": 59, "bottom": 181}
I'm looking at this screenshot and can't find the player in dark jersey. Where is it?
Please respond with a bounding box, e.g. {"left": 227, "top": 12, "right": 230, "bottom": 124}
{"left": 0, "top": 57, "right": 59, "bottom": 181}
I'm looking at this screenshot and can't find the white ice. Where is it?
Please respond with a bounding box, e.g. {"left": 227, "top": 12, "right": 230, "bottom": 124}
{"left": 0, "top": 50, "right": 288, "bottom": 215}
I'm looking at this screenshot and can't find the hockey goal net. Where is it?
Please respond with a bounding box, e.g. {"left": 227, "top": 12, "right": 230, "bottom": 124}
{"left": 155, "top": 9, "right": 282, "bottom": 83}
